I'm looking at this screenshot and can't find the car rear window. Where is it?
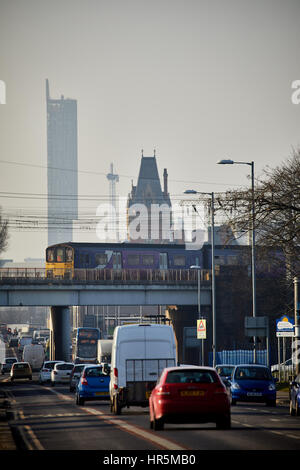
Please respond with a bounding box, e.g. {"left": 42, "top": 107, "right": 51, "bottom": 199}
{"left": 6, "top": 359, "right": 17, "bottom": 364}
{"left": 56, "top": 363, "right": 74, "bottom": 371}
{"left": 166, "top": 369, "right": 218, "bottom": 384}
{"left": 44, "top": 362, "right": 58, "bottom": 370}
{"left": 14, "top": 363, "right": 29, "bottom": 369}
{"left": 234, "top": 366, "right": 272, "bottom": 380}
{"left": 85, "top": 367, "right": 105, "bottom": 377}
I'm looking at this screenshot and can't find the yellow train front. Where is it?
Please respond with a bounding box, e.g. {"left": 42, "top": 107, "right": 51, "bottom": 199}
{"left": 46, "top": 243, "right": 74, "bottom": 278}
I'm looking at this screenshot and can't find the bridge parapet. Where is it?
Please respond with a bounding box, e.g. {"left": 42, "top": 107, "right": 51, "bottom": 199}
{"left": 0, "top": 268, "right": 212, "bottom": 285}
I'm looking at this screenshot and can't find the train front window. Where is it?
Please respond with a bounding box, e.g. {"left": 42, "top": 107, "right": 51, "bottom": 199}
{"left": 47, "top": 249, "right": 55, "bottom": 262}
{"left": 66, "top": 248, "right": 73, "bottom": 262}
{"left": 56, "top": 248, "right": 65, "bottom": 262}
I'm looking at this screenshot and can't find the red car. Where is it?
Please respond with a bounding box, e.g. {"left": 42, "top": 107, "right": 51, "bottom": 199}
{"left": 149, "top": 366, "right": 231, "bottom": 430}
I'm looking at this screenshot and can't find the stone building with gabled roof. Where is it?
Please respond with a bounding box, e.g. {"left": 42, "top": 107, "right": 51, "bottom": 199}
{"left": 127, "top": 151, "right": 174, "bottom": 243}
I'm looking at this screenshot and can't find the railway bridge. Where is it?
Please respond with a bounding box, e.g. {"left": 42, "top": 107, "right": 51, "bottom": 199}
{"left": 0, "top": 268, "right": 212, "bottom": 362}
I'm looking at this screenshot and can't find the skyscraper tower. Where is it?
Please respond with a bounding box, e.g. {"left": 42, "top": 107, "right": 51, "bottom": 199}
{"left": 106, "top": 163, "right": 119, "bottom": 241}
{"left": 46, "top": 79, "right": 78, "bottom": 246}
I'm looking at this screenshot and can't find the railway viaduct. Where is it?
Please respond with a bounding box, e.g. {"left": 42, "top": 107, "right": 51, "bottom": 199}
{"left": 0, "top": 273, "right": 211, "bottom": 362}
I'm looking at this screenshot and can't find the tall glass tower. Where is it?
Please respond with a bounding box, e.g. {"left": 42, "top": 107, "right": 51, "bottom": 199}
{"left": 46, "top": 79, "right": 78, "bottom": 246}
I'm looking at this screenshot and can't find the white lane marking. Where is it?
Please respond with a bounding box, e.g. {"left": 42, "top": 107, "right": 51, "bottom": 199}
{"left": 85, "top": 407, "right": 188, "bottom": 451}
{"left": 48, "top": 388, "right": 188, "bottom": 450}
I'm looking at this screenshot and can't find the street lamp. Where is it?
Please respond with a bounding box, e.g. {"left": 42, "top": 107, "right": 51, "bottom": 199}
{"left": 190, "top": 265, "right": 203, "bottom": 365}
{"left": 184, "top": 190, "right": 217, "bottom": 367}
{"left": 217, "top": 159, "right": 257, "bottom": 363}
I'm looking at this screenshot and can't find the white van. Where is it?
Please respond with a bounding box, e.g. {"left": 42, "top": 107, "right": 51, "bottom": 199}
{"left": 18, "top": 336, "right": 32, "bottom": 352}
{"left": 110, "top": 323, "right": 177, "bottom": 414}
{"left": 97, "top": 339, "right": 113, "bottom": 364}
{"left": 22, "top": 343, "right": 45, "bottom": 371}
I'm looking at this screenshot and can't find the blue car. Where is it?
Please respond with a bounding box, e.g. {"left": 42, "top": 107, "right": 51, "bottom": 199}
{"left": 231, "top": 365, "right": 276, "bottom": 407}
{"left": 289, "top": 373, "right": 300, "bottom": 416}
{"left": 75, "top": 365, "right": 110, "bottom": 406}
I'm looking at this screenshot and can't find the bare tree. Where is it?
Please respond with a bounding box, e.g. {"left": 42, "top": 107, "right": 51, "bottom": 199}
{"left": 0, "top": 208, "right": 9, "bottom": 256}
{"left": 216, "top": 151, "right": 300, "bottom": 279}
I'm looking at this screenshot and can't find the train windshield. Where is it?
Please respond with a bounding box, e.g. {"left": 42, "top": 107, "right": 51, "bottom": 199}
{"left": 46, "top": 246, "right": 73, "bottom": 263}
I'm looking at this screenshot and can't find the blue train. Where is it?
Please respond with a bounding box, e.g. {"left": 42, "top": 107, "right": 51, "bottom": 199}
{"left": 45, "top": 242, "right": 203, "bottom": 277}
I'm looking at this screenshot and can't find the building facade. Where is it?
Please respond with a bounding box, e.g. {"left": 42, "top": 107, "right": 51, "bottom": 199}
{"left": 46, "top": 79, "right": 78, "bottom": 246}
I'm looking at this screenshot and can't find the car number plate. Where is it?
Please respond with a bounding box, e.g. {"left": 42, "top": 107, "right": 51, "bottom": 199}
{"left": 95, "top": 392, "right": 108, "bottom": 396}
{"left": 145, "top": 391, "right": 152, "bottom": 399}
{"left": 247, "top": 392, "right": 262, "bottom": 396}
{"left": 180, "top": 390, "right": 205, "bottom": 397}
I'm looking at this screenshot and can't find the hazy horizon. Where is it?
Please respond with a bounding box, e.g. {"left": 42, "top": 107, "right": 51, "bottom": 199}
{"left": 1, "top": 0, "right": 300, "bottom": 261}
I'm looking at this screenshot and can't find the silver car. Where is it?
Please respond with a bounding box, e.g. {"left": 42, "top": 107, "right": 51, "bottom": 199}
{"left": 69, "top": 364, "right": 90, "bottom": 392}
{"left": 38, "top": 360, "right": 63, "bottom": 384}
{"left": 51, "top": 362, "right": 74, "bottom": 386}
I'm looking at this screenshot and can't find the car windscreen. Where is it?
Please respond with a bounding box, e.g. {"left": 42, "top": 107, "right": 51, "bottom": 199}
{"left": 165, "top": 369, "right": 218, "bottom": 384}
{"left": 85, "top": 367, "right": 105, "bottom": 377}
{"left": 234, "top": 366, "right": 272, "bottom": 381}
{"left": 216, "top": 366, "right": 234, "bottom": 377}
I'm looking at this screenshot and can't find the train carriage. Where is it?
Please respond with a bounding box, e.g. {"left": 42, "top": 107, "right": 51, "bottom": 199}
{"left": 45, "top": 242, "right": 203, "bottom": 278}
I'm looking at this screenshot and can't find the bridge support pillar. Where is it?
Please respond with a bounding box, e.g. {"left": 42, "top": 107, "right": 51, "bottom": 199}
{"left": 166, "top": 305, "right": 208, "bottom": 365}
{"left": 49, "top": 306, "right": 71, "bottom": 361}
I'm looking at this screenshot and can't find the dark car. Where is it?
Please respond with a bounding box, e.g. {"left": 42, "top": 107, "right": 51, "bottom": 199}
{"left": 149, "top": 366, "right": 231, "bottom": 430}
{"left": 215, "top": 364, "right": 234, "bottom": 403}
{"left": 216, "top": 365, "right": 235, "bottom": 383}
{"left": 1, "top": 357, "right": 18, "bottom": 374}
{"left": 8, "top": 338, "right": 19, "bottom": 348}
{"left": 289, "top": 373, "right": 300, "bottom": 416}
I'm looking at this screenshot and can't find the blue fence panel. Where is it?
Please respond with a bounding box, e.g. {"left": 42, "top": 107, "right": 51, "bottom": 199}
{"left": 210, "top": 350, "right": 267, "bottom": 367}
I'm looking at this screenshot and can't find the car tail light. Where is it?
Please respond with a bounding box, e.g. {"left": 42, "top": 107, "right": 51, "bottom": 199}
{"left": 156, "top": 385, "right": 171, "bottom": 396}
{"left": 113, "top": 368, "right": 118, "bottom": 389}
{"left": 42, "top": 369, "right": 49, "bottom": 372}
{"left": 214, "top": 385, "right": 227, "bottom": 395}
{"left": 81, "top": 376, "right": 88, "bottom": 386}
{"left": 53, "top": 371, "right": 57, "bottom": 375}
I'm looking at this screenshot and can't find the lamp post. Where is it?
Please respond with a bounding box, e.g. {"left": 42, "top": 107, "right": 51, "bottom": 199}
{"left": 190, "top": 265, "right": 204, "bottom": 365}
{"left": 217, "top": 159, "right": 257, "bottom": 363}
{"left": 184, "top": 190, "right": 217, "bottom": 367}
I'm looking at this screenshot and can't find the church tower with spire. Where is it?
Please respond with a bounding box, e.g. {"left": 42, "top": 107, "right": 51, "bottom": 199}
{"left": 127, "top": 151, "right": 173, "bottom": 243}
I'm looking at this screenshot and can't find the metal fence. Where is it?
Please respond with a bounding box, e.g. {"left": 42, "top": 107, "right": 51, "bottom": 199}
{"left": 209, "top": 349, "right": 268, "bottom": 367}
{"left": 0, "top": 267, "right": 211, "bottom": 284}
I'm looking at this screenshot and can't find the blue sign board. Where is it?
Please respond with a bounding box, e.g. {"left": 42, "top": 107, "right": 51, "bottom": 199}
{"left": 276, "top": 315, "right": 294, "bottom": 337}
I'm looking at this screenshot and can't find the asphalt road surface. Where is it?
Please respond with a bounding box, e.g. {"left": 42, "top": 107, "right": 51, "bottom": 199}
{"left": 1, "top": 373, "right": 299, "bottom": 453}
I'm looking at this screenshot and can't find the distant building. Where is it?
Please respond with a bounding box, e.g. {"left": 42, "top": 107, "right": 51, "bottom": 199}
{"left": 127, "top": 152, "right": 173, "bottom": 243}
{"left": 46, "top": 79, "right": 78, "bottom": 246}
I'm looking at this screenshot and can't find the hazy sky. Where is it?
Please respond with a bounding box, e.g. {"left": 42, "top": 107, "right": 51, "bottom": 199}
{"left": 0, "top": 0, "right": 300, "bottom": 261}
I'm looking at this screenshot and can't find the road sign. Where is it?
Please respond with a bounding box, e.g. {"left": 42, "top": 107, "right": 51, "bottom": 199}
{"left": 183, "top": 327, "right": 200, "bottom": 348}
{"left": 197, "top": 319, "right": 206, "bottom": 339}
{"left": 276, "top": 315, "right": 294, "bottom": 337}
{"left": 245, "top": 316, "right": 268, "bottom": 337}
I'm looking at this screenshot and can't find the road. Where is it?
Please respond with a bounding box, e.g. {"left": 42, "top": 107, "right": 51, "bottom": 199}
{"left": 1, "top": 373, "right": 299, "bottom": 454}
